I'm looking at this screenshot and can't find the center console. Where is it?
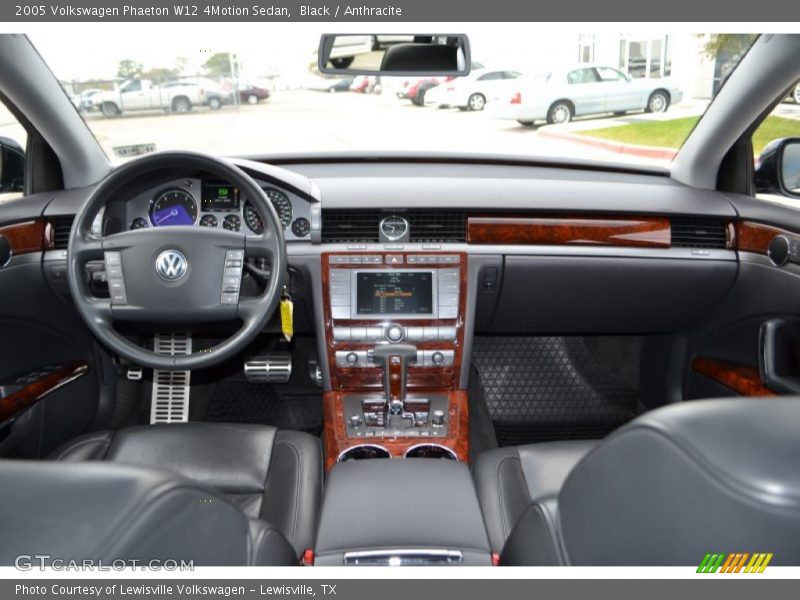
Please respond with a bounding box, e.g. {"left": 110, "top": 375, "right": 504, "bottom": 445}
{"left": 314, "top": 459, "right": 493, "bottom": 566}
{"left": 321, "top": 252, "right": 468, "bottom": 469}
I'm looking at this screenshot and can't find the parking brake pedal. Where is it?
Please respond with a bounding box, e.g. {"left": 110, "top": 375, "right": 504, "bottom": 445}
{"left": 150, "top": 333, "right": 192, "bottom": 424}
{"left": 244, "top": 352, "right": 292, "bottom": 384}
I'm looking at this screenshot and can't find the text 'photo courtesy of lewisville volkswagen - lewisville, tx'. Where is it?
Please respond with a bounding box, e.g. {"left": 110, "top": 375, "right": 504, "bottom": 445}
{"left": 0, "top": 0, "right": 800, "bottom": 597}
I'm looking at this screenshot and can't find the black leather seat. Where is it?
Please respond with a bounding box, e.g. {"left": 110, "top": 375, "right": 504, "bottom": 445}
{"left": 473, "top": 398, "right": 800, "bottom": 565}
{"left": 0, "top": 460, "right": 298, "bottom": 566}
{"left": 473, "top": 440, "right": 597, "bottom": 554}
{"left": 51, "top": 423, "right": 323, "bottom": 557}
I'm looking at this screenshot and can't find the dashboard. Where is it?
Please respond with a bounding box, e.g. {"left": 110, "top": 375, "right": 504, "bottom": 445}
{"left": 105, "top": 176, "right": 313, "bottom": 241}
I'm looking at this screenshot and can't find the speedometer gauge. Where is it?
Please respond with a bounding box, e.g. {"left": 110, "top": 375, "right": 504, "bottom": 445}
{"left": 266, "top": 188, "right": 292, "bottom": 230}
{"left": 149, "top": 189, "right": 198, "bottom": 227}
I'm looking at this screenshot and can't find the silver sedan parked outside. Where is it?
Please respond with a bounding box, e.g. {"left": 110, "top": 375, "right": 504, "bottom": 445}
{"left": 490, "top": 65, "right": 683, "bottom": 125}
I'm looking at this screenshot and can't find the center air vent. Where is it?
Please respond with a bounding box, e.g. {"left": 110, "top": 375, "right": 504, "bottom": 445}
{"left": 670, "top": 217, "right": 729, "bottom": 249}
{"left": 52, "top": 216, "right": 75, "bottom": 250}
{"left": 321, "top": 210, "right": 466, "bottom": 244}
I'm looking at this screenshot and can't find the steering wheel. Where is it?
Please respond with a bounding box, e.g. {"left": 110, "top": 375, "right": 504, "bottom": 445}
{"left": 67, "top": 152, "right": 287, "bottom": 370}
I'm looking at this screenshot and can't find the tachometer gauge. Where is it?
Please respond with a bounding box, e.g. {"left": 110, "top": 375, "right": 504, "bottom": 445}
{"left": 149, "top": 189, "right": 198, "bottom": 227}
{"left": 243, "top": 201, "right": 264, "bottom": 234}
{"left": 223, "top": 214, "right": 241, "bottom": 231}
{"left": 265, "top": 188, "right": 292, "bottom": 229}
{"left": 199, "top": 214, "right": 218, "bottom": 228}
{"left": 130, "top": 217, "right": 149, "bottom": 230}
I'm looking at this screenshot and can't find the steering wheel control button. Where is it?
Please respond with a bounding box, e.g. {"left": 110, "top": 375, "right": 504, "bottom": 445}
{"left": 103, "top": 252, "right": 127, "bottom": 305}
{"left": 221, "top": 250, "right": 244, "bottom": 305}
{"left": 386, "top": 324, "right": 405, "bottom": 342}
{"left": 155, "top": 250, "right": 189, "bottom": 282}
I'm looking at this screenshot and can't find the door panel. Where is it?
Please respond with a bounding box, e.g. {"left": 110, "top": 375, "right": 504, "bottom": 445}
{"left": 0, "top": 204, "right": 108, "bottom": 457}
{"left": 567, "top": 68, "right": 605, "bottom": 115}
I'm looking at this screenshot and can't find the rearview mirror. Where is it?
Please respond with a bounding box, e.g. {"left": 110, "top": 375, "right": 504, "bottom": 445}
{"left": 0, "top": 136, "right": 24, "bottom": 194}
{"left": 755, "top": 137, "right": 800, "bottom": 197}
{"left": 318, "top": 34, "right": 471, "bottom": 76}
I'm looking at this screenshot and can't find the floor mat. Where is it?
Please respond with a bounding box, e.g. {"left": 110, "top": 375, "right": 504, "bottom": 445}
{"left": 472, "top": 336, "right": 639, "bottom": 445}
{"left": 204, "top": 377, "right": 323, "bottom": 435}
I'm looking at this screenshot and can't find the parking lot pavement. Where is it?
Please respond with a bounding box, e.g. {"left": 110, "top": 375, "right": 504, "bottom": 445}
{"left": 73, "top": 90, "right": 670, "bottom": 166}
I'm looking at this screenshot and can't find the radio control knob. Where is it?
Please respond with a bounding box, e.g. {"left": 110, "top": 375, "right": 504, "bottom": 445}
{"left": 386, "top": 325, "right": 405, "bottom": 342}
{"left": 431, "top": 351, "right": 445, "bottom": 365}
{"left": 346, "top": 352, "right": 359, "bottom": 365}
{"left": 349, "top": 415, "right": 362, "bottom": 428}
{"left": 432, "top": 410, "right": 445, "bottom": 427}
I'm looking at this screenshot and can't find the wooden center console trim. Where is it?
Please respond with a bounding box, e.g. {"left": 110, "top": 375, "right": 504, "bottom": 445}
{"left": 691, "top": 357, "right": 774, "bottom": 397}
{"left": 0, "top": 361, "right": 89, "bottom": 424}
{"left": 0, "top": 219, "right": 54, "bottom": 257}
{"left": 322, "top": 252, "right": 467, "bottom": 393}
{"left": 322, "top": 390, "right": 469, "bottom": 470}
{"left": 467, "top": 215, "right": 671, "bottom": 248}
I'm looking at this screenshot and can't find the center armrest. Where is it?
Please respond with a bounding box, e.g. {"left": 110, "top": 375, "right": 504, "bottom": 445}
{"left": 314, "top": 458, "right": 493, "bottom": 566}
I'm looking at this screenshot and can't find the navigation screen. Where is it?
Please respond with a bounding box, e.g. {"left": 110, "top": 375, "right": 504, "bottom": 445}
{"left": 201, "top": 182, "right": 240, "bottom": 211}
{"left": 356, "top": 272, "right": 434, "bottom": 316}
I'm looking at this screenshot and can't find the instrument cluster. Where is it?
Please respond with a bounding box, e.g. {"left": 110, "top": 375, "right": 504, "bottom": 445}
{"left": 121, "top": 177, "right": 312, "bottom": 240}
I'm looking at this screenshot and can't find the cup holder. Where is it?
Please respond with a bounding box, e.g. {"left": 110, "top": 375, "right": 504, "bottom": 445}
{"left": 337, "top": 444, "right": 391, "bottom": 462}
{"left": 404, "top": 444, "right": 458, "bottom": 460}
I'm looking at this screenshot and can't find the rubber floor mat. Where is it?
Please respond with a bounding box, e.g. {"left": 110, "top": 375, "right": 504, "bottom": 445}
{"left": 471, "top": 336, "right": 638, "bottom": 445}
{"left": 204, "top": 378, "right": 323, "bottom": 435}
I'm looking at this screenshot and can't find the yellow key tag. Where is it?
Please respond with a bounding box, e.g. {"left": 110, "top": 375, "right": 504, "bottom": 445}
{"left": 280, "top": 287, "right": 294, "bottom": 342}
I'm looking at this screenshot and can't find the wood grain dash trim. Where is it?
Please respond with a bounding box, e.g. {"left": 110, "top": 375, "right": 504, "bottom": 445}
{"left": 0, "top": 220, "right": 54, "bottom": 257}
{"left": 691, "top": 357, "right": 774, "bottom": 397}
{"left": 467, "top": 215, "right": 671, "bottom": 248}
{"left": 735, "top": 221, "right": 795, "bottom": 256}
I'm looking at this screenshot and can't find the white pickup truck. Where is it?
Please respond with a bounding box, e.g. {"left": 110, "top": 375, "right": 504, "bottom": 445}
{"left": 93, "top": 79, "right": 205, "bottom": 117}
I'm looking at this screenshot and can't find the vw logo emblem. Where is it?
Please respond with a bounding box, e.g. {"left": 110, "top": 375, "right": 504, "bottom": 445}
{"left": 380, "top": 216, "right": 409, "bottom": 241}
{"left": 155, "top": 250, "right": 188, "bottom": 281}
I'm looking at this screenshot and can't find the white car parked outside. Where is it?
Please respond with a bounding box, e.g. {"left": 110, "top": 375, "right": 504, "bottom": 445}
{"left": 424, "top": 69, "right": 522, "bottom": 111}
{"left": 490, "top": 65, "right": 683, "bottom": 125}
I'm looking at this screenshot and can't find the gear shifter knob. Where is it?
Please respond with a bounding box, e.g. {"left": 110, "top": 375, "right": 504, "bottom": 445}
{"left": 372, "top": 343, "right": 417, "bottom": 404}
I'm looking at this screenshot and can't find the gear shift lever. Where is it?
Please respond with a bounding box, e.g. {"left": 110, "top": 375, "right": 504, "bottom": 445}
{"left": 372, "top": 344, "right": 417, "bottom": 418}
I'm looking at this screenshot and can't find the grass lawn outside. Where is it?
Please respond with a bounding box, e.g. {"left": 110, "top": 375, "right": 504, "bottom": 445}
{"left": 577, "top": 115, "right": 800, "bottom": 155}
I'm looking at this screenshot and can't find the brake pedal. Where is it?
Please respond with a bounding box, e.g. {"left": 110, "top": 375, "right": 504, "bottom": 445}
{"left": 150, "top": 333, "right": 192, "bottom": 424}
{"left": 244, "top": 352, "right": 292, "bottom": 384}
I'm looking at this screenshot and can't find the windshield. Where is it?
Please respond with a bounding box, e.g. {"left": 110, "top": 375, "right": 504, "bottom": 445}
{"left": 28, "top": 28, "right": 760, "bottom": 167}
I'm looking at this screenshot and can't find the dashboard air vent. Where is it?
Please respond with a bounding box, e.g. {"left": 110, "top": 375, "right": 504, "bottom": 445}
{"left": 407, "top": 211, "right": 467, "bottom": 243}
{"left": 670, "top": 217, "right": 728, "bottom": 249}
{"left": 52, "top": 216, "right": 75, "bottom": 249}
{"left": 321, "top": 210, "right": 381, "bottom": 243}
{"left": 321, "top": 210, "right": 467, "bottom": 244}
